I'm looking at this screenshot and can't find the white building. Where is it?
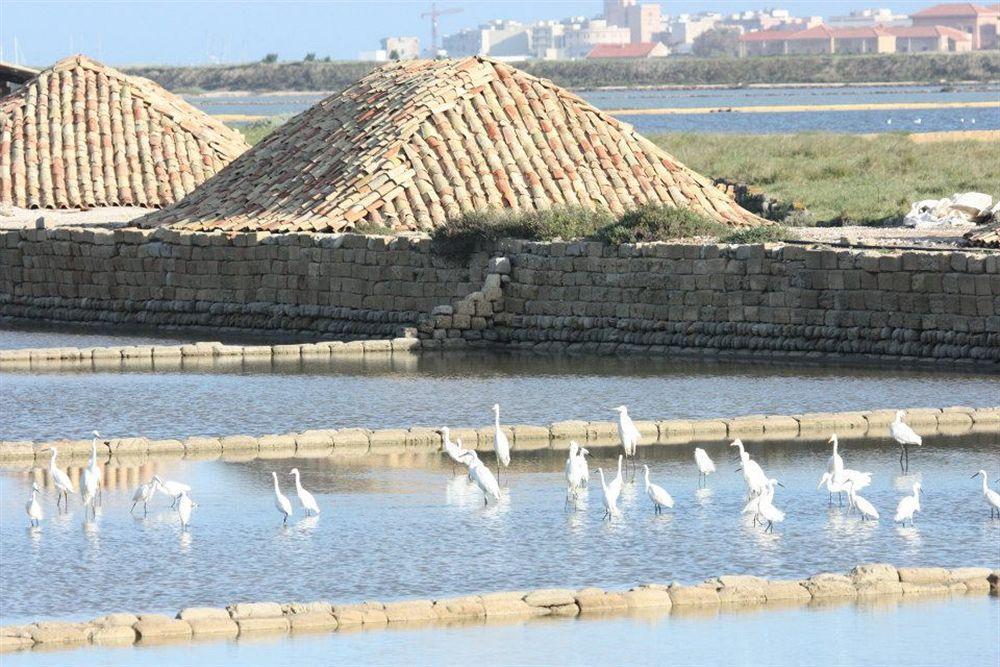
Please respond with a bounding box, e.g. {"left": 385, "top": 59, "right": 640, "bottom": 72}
{"left": 380, "top": 36, "right": 420, "bottom": 60}
{"left": 664, "top": 13, "right": 723, "bottom": 53}
{"left": 827, "top": 8, "right": 911, "bottom": 28}
{"left": 563, "top": 19, "right": 633, "bottom": 58}
{"left": 442, "top": 20, "right": 533, "bottom": 59}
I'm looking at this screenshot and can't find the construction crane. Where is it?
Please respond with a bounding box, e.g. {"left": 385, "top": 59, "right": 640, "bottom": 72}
{"left": 421, "top": 2, "right": 462, "bottom": 58}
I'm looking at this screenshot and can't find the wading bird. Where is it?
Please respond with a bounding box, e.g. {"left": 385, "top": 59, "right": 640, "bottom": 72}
{"left": 153, "top": 476, "right": 191, "bottom": 508}
{"left": 890, "top": 411, "right": 921, "bottom": 472}
{"left": 131, "top": 478, "right": 159, "bottom": 515}
{"left": 827, "top": 435, "right": 844, "bottom": 476}
{"left": 607, "top": 454, "right": 624, "bottom": 502}
{"left": 26, "top": 482, "right": 43, "bottom": 527}
{"left": 817, "top": 471, "right": 851, "bottom": 507}
{"left": 642, "top": 465, "right": 674, "bottom": 514}
{"left": 565, "top": 442, "right": 589, "bottom": 504}
{"left": 289, "top": 468, "right": 321, "bottom": 516}
{"left": 43, "top": 448, "right": 75, "bottom": 510}
{"left": 894, "top": 482, "right": 922, "bottom": 526}
{"left": 492, "top": 404, "right": 511, "bottom": 483}
{"left": 81, "top": 431, "right": 105, "bottom": 518}
{"left": 731, "top": 439, "right": 768, "bottom": 499}
{"left": 756, "top": 479, "right": 785, "bottom": 533}
{"left": 826, "top": 435, "right": 872, "bottom": 499}
{"left": 177, "top": 490, "right": 196, "bottom": 530}
{"left": 440, "top": 427, "right": 468, "bottom": 475}
{"left": 971, "top": 470, "right": 1000, "bottom": 518}
{"left": 694, "top": 448, "right": 715, "bottom": 488}
{"left": 461, "top": 450, "right": 501, "bottom": 505}
{"left": 846, "top": 480, "right": 879, "bottom": 522}
{"left": 614, "top": 405, "right": 641, "bottom": 480}
{"left": 596, "top": 467, "right": 619, "bottom": 520}
{"left": 272, "top": 472, "right": 293, "bottom": 524}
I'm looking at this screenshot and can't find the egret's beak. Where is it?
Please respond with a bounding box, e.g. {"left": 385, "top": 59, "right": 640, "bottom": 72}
{"left": 40, "top": 448, "right": 51, "bottom": 453}
{"left": 776, "top": 482, "right": 786, "bottom": 488}
{"left": 970, "top": 473, "right": 979, "bottom": 479}
{"left": 735, "top": 467, "right": 742, "bottom": 473}
{"left": 816, "top": 478, "right": 825, "bottom": 489}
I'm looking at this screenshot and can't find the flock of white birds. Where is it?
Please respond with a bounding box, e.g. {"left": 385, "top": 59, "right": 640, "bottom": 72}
{"left": 23, "top": 409, "right": 1000, "bottom": 531}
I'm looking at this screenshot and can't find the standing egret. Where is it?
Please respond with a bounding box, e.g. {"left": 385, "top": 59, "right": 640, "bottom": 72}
{"left": 43, "top": 448, "right": 75, "bottom": 510}
{"left": 890, "top": 410, "right": 921, "bottom": 472}
{"left": 575, "top": 445, "right": 590, "bottom": 488}
{"left": 614, "top": 406, "right": 641, "bottom": 480}
{"left": 153, "top": 476, "right": 191, "bottom": 508}
{"left": 846, "top": 481, "right": 879, "bottom": 521}
{"left": 596, "top": 468, "right": 619, "bottom": 520}
{"left": 971, "top": 471, "right": 1000, "bottom": 518}
{"left": 461, "top": 450, "right": 501, "bottom": 505}
{"left": 289, "top": 468, "right": 321, "bottom": 516}
{"left": 642, "top": 465, "right": 674, "bottom": 514}
{"left": 827, "top": 434, "right": 844, "bottom": 476}
{"left": 607, "top": 454, "right": 624, "bottom": 501}
{"left": 271, "top": 472, "right": 293, "bottom": 524}
{"left": 26, "top": 482, "right": 43, "bottom": 527}
{"left": 81, "top": 431, "right": 105, "bottom": 518}
{"left": 743, "top": 478, "right": 784, "bottom": 525}
{"left": 491, "top": 404, "right": 511, "bottom": 483}
{"left": 817, "top": 472, "right": 851, "bottom": 507}
{"left": 694, "top": 448, "right": 715, "bottom": 488}
{"left": 131, "top": 478, "right": 159, "bottom": 515}
{"left": 177, "top": 490, "right": 196, "bottom": 530}
{"left": 757, "top": 479, "right": 785, "bottom": 533}
{"left": 731, "top": 439, "right": 768, "bottom": 498}
{"left": 565, "top": 442, "right": 590, "bottom": 503}
{"left": 894, "top": 482, "right": 921, "bottom": 526}
{"left": 439, "top": 427, "right": 468, "bottom": 475}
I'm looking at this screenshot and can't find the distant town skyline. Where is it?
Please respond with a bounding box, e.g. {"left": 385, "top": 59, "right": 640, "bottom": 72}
{"left": 2, "top": 1, "right": 946, "bottom": 66}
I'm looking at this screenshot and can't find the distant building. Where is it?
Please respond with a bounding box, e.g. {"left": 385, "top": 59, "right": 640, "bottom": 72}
{"left": 910, "top": 3, "right": 999, "bottom": 49}
{"left": 722, "top": 8, "right": 821, "bottom": 33}
{"left": 443, "top": 20, "right": 532, "bottom": 59}
{"left": 587, "top": 42, "right": 670, "bottom": 58}
{"left": 890, "top": 25, "right": 973, "bottom": 51}
{"left": 380, "top": 36, "right": 420, "bottom": 60}
{"left": 0, "top": 60, "right": 37, "bottom": 96}
{"left": 603, "top": 0, "right": 662, "bottom": 43}
{"left": 828, "top": 7, "right": 911, "bottom": 28}
{"left": 738, "top": 22, "right": 974, "bottom": 56}
{"left": 563, "top": 19, "right": 633, "bottom": 58}
{"left": 664, "top": 14, "right": 723, "bottom": 54}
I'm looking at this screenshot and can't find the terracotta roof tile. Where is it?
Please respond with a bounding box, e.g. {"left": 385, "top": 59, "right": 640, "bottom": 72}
{"left": 912, "top": 3, "right": 997, "bottom": 17}
{"left": 135, "top": 57, "right": 763, "bottom": 233}
{"left": 0, "top": 54, "right": 248, "bottom": 210}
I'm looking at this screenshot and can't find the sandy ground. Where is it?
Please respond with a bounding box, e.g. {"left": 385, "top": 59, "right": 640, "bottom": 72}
{"left": 0, "top": 206, "right": 153, "bottom": 229}
{"left": 790, "top": 224, "right": 975, "bottom": 249}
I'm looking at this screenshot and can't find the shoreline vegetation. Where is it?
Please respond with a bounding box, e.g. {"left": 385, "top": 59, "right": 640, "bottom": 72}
{"left": 127, "top": 52, "right": 1000, "bottom": 94}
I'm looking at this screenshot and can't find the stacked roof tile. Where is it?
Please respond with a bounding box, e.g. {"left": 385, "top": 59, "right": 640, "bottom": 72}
{"left": 0, "top": 54, "right": 249, "bottom": 210}
{"left": 136, "top": 57, "right": 763, "bottom": 233}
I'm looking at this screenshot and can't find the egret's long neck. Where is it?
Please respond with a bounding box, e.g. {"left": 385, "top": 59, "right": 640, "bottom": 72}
{"left": 597, "top": 470, "right": 606, "bottom": 490}
{"left": 49, "top": 451, "right": 57, "bottom": 469}
{"left": 643, "top": 469, "right": 650, "bottom": 489}
{"left": 293, "top": 471, "right": 303, "bottom": 492}
{"left": 494, "top": 410, "right": 500, "bottom": 428}
{"left": 273, "top": 476, "right": 280, "bottom": 494}
{"left": 982, "top": 475, "right": 989, "bottom": 493}
{"left": 90, "top": 439, "right": 98, "bottom": 465}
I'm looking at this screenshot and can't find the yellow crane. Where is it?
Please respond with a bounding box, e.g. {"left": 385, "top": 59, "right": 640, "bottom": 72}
{"left": 421, "top": 2, "right": 463, "bottom": 57}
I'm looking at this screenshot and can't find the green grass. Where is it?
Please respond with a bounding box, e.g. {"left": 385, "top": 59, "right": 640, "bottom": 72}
{"left": 236, "top": 116, "right": 289, "bottom": 145}
{"left": 656, "top": 133, "right": 999, "bottom": 226}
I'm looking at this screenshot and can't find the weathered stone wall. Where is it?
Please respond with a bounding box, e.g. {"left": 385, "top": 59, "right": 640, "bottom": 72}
{"left": 2, "top": 229, "right": 998, "bottom": 362}
{"left": 0, "top": 227, "right": 486, "bottom": 338}
{"left": 428, "top": 240, "right": 1000, "bottom": 362}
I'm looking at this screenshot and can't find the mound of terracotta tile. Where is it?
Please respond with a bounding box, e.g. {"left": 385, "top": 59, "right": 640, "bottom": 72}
{"left": 0, "top": 54, "right": 249, "bottom": 210}
{"left": 135, "top": 57, "right": 764, "bottom": 234}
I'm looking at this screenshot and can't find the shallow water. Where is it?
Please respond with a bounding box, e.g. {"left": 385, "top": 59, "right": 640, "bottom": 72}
{"left": 0, "top": 328, "right": 195, "bottom": 350}
{"left": 2, "top": 434, "right": 998, "bottom": 625}
{"left": 2, "top": 348, "right": 997, "bottom": 441}
{"left": 5, "top": 596, "right": 996, "bottom": 667}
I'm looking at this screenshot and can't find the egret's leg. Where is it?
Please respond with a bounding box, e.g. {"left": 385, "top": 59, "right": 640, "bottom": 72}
{"left": 899, "top": 448, "right": 905, "bottom": 471}
{"left": 838, "top": 493, "right": 843, "bottom": 507}
{"left": 143, "top": 501, "right": 148, "bottom": 516}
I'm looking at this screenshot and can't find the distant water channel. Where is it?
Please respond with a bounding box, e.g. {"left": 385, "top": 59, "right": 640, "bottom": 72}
{"left": 2, "top": 434, "right": 998, "bottom": 625}
{"left": 185, "top": 83, "right": 1000, "bottom": 135}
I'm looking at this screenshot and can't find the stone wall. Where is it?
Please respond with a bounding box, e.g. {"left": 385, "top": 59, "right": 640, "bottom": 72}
{"left": 2, "top": 228, "right": 998, "bottom": 362}
{"left": 0, "top": 227, "right": 486, "bottom": 338}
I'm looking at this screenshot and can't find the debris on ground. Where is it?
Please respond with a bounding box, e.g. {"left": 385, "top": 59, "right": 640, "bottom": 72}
{"left": 903, "top": 192, "right": 993, "bottom": 228}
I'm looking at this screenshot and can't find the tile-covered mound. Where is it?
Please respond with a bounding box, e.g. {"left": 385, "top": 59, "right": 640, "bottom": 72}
{"left": 135, "top": 57, "right": 763, "bottom": 233}
{"left": 0, "top": 55, "right": 249, "bottom": 210}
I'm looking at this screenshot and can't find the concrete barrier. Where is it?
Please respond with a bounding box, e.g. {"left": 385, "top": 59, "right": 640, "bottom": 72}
{"left": 2, "top": 564, "right": 993, "bottom": 655}
{"left": 4, "top": 405, "right": 996, "bottom": 466}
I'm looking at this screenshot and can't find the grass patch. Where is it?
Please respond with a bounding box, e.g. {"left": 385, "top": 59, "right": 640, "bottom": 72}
{"left": 721, "top": 225, "right": 794, "bottom": 244}
{"left": 236, "top": 115, "right": 289, "bottom": 145}
{"left": 655, "top": 132, "right": 998, "bottom": 226}
{"left": 592, "top": 205, "right": 725, "bottom": 244}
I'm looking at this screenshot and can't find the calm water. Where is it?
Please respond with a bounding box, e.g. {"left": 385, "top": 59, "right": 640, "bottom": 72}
{"left": 2, "top": 350, "right": 998, "bottom": 441}
{"left": 2, "top": 435, "right": 998, "bottom": 625}
{"left": 5, "top": 596, "right": 996, "bottom": 667}
{"left": 185, "top": 84, "right": 1000, "bottom": 135}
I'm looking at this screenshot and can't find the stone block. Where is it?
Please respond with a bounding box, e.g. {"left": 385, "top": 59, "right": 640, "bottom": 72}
{"left": 524, "top": 588, "right": 577, "bottom": 608}
{"left": 187, "top": 618, "right": 239, "bottom": 638}
{"left": 623, "top": 587, "right": 673, "bottom": 609}
{"left": 948, "top": 567, "right": 992, "bottom": 592}
{"left": 668, "top": 585, "right": 720, "bottom": 606}
{"left": 0, "top": 634, "right": 34, "bottom": 652}
{"left": 432, "top": 597, "right": 485, "bottom": 620}
{"left": 803, "top": 574, "right": 857, "bottom": 598}
{"left": 271, "top": 344, "right": 302, "bottom": 357}
{"left": 146, "top": 439, "right": 185, "bottom": 455}
{"left": 184, "top": 436, "right": 223, "bottom": 454}
{"left": 383, "top": 600, "right": 437, "bottom": 623}
{"left": 586, "top": 421, "right": 619, "bottom": 444}
{"left": 29, "top": 622, "right": 90, "bottom": 645}
{"left": 850, "top": 563, "right": 899, "bottom": 585}
{"left": 236, "top": 617, "right": 290, "bottom": 635}
{"left": 480, "top": 592, "right": 543, "bottom": 617}
{"left": 219, "top": 435, "right": 259, "bottom": 452}
{"left": 900, "top": 582, "right": 952, "bottom": 596}
{"left": 257, "top": 434, "right": 298, "bottom": 455}
{"left": 178, "top": 607, "right": 230, "bottom": 621}
{"left": 763, "top": 416, "right": 800, "bottom": 435}
{"left": 369, "top": 429, "right": 408, "bottom": 448}
{"left": 90, "top": 624, "right": 137, "bottom": 645}
{"left": 688, "top": 420, "right": 727, "bottom": 440}
{"left": 574, "top": 590, "right": 628, "bottom": 613}
{"left": 133, "top": 618, "right": 192, "bottom": 640}
{"left": 897, "top": 567, "right": 950, "bottom": 585}
{"left": 549, "top": 420, "right": 588, "bottom": 444}
{"left": 726, "top": 417, "right": 766, "bottom": 438}
{"left": 512, "top": 425, "right": 550, "bottom": 449}
{"left": 332, "top": 603, "right": 387, "bottom": 625}
{"left": 855, "top": 580, "right": 903, "bottom": 597}
{"left": 228, "top": 602, "right": 284, "bottom": 619}
{"left": 92, "top": 613, "right": 139, "bottom": 627}
{"left": 332, "top": 429, "right": 371, "bottom": 448}
{"left": 287, "top": 612, "right": 339, "bottom": 632}
{"left": 763, "top": 581, "right": 811, "bottom": 602}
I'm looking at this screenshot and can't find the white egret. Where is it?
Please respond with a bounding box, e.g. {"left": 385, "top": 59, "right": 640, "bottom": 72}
{"left": 642, "top": 465, "right": 674, "bottom": 514}
{"left": 894, "top": 482, "right": 921, "bottom": 526}
{"left": 743, "top": 478, "right": 784, "bottom": 525}
{"left": 614, "top": 405, "right": 641, "bottom": 480}
{"left": 492, "top": 404, "right": 511, "bottom": 483}
{"left": 694, "top": 448, "right": 715, "bottom": 488}
{"left": 890, "top": 410, "right": 921, "bottom": 472}
{"left": 817, "top": 471, "right": 851, "bottom": 506}
{"left": 846, "top": 480, "right": 879, "bottom": 521}
{"left": 827, "top": 434, "right": 844, "bottom": 476}
{"left": 757, "top": 479, "right": 785, "bottom": 533}
{"left": 971, "top": 471, "right": 1000, "bottom": 518}
{"left": 131, "top": 478, "right": 159, "bottom": 515}
{"left": 565, "top": 442, "right": 589, "bottom": 503}
{"left": 289, "top": 468, "right": 321, "bottom": 516}
{"left": 26, "top": 482, "right": 43, "bottom": 527}
{"left": 153, "top": 476, "right": 191, "bottom": 508}
{"left": 43, "top": 448, "right": 75, "bottom": 510}
{"left": 607, "top": 454, "right": 624, "bottom": 501}
{"left": 731, "top": 439, "right": 768, "bottom": 498}
{"left": 913, "top": 118, "right": 922, "bottom": 125}
{"left": 439, "top": 427, "right": 468, "bottom": 475}
{"left": 177, "top": 490, "right": 196, "bottom": 530}
{"left": 81, "top": 431, "right": 105, "bottom": 517}
{"left": 271, "top": 471, "right": 293, "bottom": 524}
{"left": 576, "top": 445, "right": 590, "bottom": 488}
{"left": 461, "top": 450, "right": 501, "bottom": 505}
{"left": 596, "top": 468, "right": 619, "bottom": 520}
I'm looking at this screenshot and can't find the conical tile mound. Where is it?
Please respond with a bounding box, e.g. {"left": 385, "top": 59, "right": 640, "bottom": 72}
{"left": 136, "top": 57, "right": 763, "bottom": 233}
{"left": 0, "top": 55, "right": 249, "bottom": 210}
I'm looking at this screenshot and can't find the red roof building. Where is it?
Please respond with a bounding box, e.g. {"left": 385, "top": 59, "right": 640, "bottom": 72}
{"left": 910, "top": 3, "right": 999, "bottom": 49}
{"left": 586, "top": 42, "right": 669, "bottom": 59}
{"left": 738, "top": 21, "right": 975, "bottom": 56}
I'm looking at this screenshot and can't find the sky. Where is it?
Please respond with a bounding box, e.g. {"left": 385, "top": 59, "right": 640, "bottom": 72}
{"left": 2, "top": 0, "right": 933, "bottom": 66}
